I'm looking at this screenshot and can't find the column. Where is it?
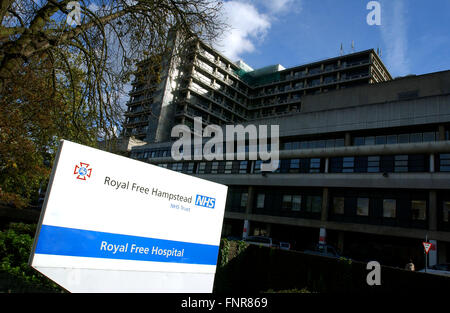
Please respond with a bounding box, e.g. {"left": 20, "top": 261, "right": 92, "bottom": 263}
{"left": 344, "top": 132, "right": 352, "bottom": 146}
{"left": 430, "top": 154, "right": 435, "bottom": 173}
{"left": 428, "top": 191, "right": 438, "bottom": 267}
{"left": 321, "top": 187, "right": 329, "bottom": 222}
{"left": 242, "top": 186, "right": 255, "bottom": 239}
{"left": 429, "top": 191, "right": 437, "bottom": 231}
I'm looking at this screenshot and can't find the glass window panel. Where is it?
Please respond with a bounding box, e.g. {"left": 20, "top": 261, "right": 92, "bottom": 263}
{"left": 398, "top": 133, "right": 409, "bottom": 143}
{"left": 292, "top": 196, "right": 302, "bottom": 211}
{"left": 282, "top": 195, "right": 292, "bottom": 210}
{"left": 198, "top": 162, "right": 206, "bottom": 174}
{"left": 365, "top": 136, "right": 375, "bottom": 145}
{"left": 410, "top": 133, "right": 422, "bottom": 143}
{"left": 307, "top": 196, "right": 322, "bottom": 213}
{"left": 211, "top": 161, "right": 219, "bottom": 173}
{"left": 335, "top": 138, "right": 345, "bottom": 147}
{"left": 383, "top": 199, "right": 396, "bottom": 218}
{"left": 354, "top": 137, "right": 364, "bottom": 146}
{"left": 375, "top": 136, "right": 386, "bottom": 145}
{"left": 411, "top": 200, "right": 427, "bottom": 220}
{"left": 326, "top": 139, "right": 335, "bottom": 148}
{"left": 357, "top": 198, "right": 369, "bottom": 216}
{"left": 387, "top": 135, "right": 397, "bottom": 144}
{"left": 256, "top": 194, "right": 265, "bottom": 209}
{"left": 333, "top": 197, "right": 345, "bottom": 214}
{"left": 240, "top": 193, "right": 248, "bottom": 208}
{"left": 239, "top": 161, "right": 248, "bottom": 173}
{"left": 423, "top": 132, "right": 435, "bottom": 142}
{"left": 254, "top": 160, "right": 262, "bottom": 173}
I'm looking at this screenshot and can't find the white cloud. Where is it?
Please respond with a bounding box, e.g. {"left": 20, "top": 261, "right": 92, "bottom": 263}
{"left": 380, "top": 0, "right": 410, "bottom": 76}
{"left": 260, "top": 0, "right": 299, "bottom": 14}
{"left": 214, "top": 1, "right": 271, "bottom": 61}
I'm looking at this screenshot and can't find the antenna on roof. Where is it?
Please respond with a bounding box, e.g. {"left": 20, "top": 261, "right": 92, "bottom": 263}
{"left": 340, "top": 43, "right": 344, "bottom": 56}
{"left": 351, "top": 40, "right": 355, "bottom": 52}
{"left": 379, "top": 47, "right": 382, "bottom": 58}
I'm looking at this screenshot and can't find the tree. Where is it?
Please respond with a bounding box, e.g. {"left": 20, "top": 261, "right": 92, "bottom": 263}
{"left": 1, "top": 0, "right": 225, "bottom": 137}
{"left": 0, "top": 1, "right": 225, "bottom": 207}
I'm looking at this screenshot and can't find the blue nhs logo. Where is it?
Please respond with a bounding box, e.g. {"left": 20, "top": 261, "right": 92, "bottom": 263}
{"left": 195, "top": 195, "right": 216, "bottom": 209}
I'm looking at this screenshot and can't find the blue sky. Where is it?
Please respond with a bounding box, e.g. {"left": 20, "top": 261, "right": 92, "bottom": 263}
{"left": 215, "top": 0, "right": 450, "bottom": 78}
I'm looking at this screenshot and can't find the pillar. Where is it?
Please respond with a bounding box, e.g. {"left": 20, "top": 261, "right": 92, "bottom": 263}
{"left": 344, "top": 132, "right": 352, "bottom": 146}
{"left": 430, "top": 154, "right": 435, "bottom": 173}
{"left": 321, "top": 187, "right": 329, "bottom": 222}
{"left": 429, "top": 191, "right": 437, "bottom": 231}
{"left": 242, "top": 186, "right": 255, "bottom": 239}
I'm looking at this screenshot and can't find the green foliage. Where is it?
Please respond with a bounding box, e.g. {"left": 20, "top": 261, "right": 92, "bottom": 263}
{"left": 0, "top": 223, "right": 62, "bottom": 292}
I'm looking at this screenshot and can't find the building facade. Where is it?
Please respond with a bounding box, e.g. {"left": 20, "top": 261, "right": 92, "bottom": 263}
{"left": 124, "top": 38, "right": 450, "bottom": 269}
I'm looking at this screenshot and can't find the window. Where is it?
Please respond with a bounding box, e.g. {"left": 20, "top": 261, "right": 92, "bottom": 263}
{"left": 411, "top": 200, "right": 426, "bottom": 220}
{"left": 443, "top": 202, "right": 450, "bottom": 222}
{"left": 398, "top": 133, "right": 409, "bottom": 144}
{"left": 240, "top": 193, "right": 248, "bottom": 209}
{"left": 333, "top": 197, "right": 345, "bottom": 214}
{"left": 330, "top": 157, "right": 343, "bottom": 173}
{"left": 310, "top": 158, "right": 321, "bottom": 173}
{"left": 410, "top": 133, "right": 422, "bottom": 143}
{"left": 290, "top": 159, "right": 300, "bottom": 173}
{"left": 224, "top": 161, "right": 233, "bottom": 174}
{"left": 375, "top": 136, "right": 386, "bottom": 145}
{"left": 282, "top": 195, "right": 292, "bottom": 210}
{"left": 395, "top": 155, "right": 408, "bottom": 172}
{"left": 172, "top": 163, "right": 183, "bottom": 172}
{"left": 254, "top": 160, "right": 262, "bottom": 173}
{"left": 387, "top": 135, "right": 397, "bottom": 144}
{"left": 356, "top": 198, "right": 369, "bottom": 216}
{"left": 185, "top": 162, "right": 194, "bottom": 174}
{"left": 367, "top": 156, "right": 380, "bottom": 173}
{"left": 383, "top": 199, "right": 396, "bottom": 218}
{"left": 408, "top": 155, "right": 427, "bottom": 172}
{"left": 197, "top": 162, "right": 206, "bottom": 173}
{"left": 342, "top": 157, "right": 354, "bottom": 173}
{"left": 211, "top": 161, "right": 219, "bottom": 174}
{"left": 306, "top": 196, "right": 322, "bottom": 213}
{"left": 256, "top": 194, "right": 265, "bottom": 209}
{"left": 292, "top": 195, "right": 302, "bottom": 211}
{"left": 365, "top": 136, "right": 375, "bottom": 145}
{"left": 239, "top": 161, "right": 248, "bottom": 174}
{"left": 354, "top": 137, "right": 364, "bottom": 146}
{"left": 423, "top": 132, "right": 435, "bottom": 142}
{"left": 282, "top": 195, "right": 302, "bottom": 211}
{"left": 439, "top": 154, "right": 450, "bottom": 172}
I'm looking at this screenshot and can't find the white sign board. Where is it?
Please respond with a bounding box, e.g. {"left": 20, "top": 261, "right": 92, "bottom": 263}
{"left": 29, "top": 140, "right": 228, "bottom": 292}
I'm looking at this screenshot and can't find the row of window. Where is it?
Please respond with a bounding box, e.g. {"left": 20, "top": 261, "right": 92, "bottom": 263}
{"left": 154, "top": 154, "right": 450, "bottom": 174}
{"left": 329, "top": 155, "right": 429, "bottom": 173}
{"left": 331, "top": 197, "right": 426, "bottom": 220}
{"left": 352, "top": 131, "right": 449, "bottom": 146}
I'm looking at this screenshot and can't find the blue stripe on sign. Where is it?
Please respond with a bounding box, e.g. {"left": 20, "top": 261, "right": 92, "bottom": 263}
{"left": 35, "top": 224, "right": 219, "bottom": 266}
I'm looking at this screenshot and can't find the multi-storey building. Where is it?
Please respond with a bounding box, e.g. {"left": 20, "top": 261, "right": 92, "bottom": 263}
{"left": 123, "top": 38, "right": 391, "bottom": 142}
{"left": 123, "top": 38, "right": 450, "bottom": 269}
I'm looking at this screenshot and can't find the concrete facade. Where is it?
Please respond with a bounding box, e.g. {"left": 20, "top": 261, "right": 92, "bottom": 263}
{"left": 123, "top": 41, "right": 450, "bottom": 269}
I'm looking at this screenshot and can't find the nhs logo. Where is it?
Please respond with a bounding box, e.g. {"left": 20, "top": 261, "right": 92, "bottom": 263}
{"left": 195, "top": 195, "right": 216, "bottom": 209}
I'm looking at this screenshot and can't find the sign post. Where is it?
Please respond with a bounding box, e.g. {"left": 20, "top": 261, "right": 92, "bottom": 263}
{"left": 29, "top": 140, "right": 228, "bottom": 292}
{"left": 423, "top": 239, "right": 432, "bottom": 273}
